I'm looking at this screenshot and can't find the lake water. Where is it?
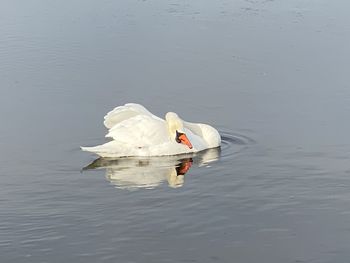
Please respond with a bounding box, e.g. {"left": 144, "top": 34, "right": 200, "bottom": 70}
{"left": 1, "top": 0, "right": 350, "bottom": 262}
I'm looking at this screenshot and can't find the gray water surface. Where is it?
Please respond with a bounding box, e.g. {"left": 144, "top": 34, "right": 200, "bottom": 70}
{"left": 1, "top": 0, "right": 350, "bottom": 262}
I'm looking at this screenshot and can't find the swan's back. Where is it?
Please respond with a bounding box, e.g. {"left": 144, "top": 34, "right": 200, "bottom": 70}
{"left": 106, "top": 115, "right": 168, "bottom": 147}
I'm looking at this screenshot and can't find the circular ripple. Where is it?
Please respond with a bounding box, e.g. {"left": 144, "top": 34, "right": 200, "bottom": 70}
{"left": 219, "top": 130, "right": 255, "bottom": 161}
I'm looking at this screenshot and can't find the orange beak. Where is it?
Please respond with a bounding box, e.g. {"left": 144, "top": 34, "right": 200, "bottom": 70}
{"left": 178, "top": 133, "right": 193, "bottom": 149}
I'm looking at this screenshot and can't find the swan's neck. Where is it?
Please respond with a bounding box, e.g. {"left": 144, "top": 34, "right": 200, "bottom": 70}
{"left": 165, "top": 112, "right": 184, "bottom": 140}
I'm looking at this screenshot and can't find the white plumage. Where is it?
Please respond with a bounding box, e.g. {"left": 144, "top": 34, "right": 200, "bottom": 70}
{"left": 81, "top": 103, "right": 221, "bottom": 157}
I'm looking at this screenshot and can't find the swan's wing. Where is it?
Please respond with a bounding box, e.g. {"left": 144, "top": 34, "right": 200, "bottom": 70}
{"left": 106, "top": 115, "right": 169, "bottom": 147}
{"left": 184, "top": 121, "right": 221, "bottom": 148}
{"left": 103, "top": 103, "right": 161, "bottom": 129}
{"left": 183, "top": 121, "right": 204, "bottom": 138}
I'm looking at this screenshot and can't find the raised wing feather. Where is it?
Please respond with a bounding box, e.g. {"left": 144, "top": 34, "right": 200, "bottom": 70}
{"left": 106, "top": 115, "right": 169, "bottom": 147}
{"left": 103, "top": 103, "right": 160, "bottom": 129}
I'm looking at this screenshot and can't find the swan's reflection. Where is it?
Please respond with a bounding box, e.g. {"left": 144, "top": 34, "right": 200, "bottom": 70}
{"left": 83, "top": 147, "right": 220, "bottom": 190}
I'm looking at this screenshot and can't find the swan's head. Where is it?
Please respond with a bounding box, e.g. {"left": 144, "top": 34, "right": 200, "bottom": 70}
{"left": 165, "top": 112, "right": 193, "bottom": 149}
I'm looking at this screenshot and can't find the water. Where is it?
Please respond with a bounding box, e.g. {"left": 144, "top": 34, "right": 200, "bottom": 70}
{"left": 1, "top": 0, "right": 350, "bottom": 262}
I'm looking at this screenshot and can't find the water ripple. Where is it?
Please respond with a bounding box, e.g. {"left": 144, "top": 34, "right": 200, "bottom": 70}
{"left": 219, "top": 130, "right": 255, "bottom": 161}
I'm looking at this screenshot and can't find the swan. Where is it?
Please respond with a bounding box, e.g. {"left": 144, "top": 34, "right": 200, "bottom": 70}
{"left": 81, "top": 103, "right": 221, "bottom": 157}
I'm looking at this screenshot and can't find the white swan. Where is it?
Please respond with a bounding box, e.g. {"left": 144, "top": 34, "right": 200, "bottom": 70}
{"left": 81, "top": 103, "right": 221, "bottom": 157}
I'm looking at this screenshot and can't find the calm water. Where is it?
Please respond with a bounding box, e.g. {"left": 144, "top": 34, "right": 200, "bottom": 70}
{"left": 1, "top": 0, "right": 350, "bottom": 262}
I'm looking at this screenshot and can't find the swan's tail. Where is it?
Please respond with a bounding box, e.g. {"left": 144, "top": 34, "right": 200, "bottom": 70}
{"left": 80, "top": 145, "right": 103, "bottom": 154}
{"left": 81, "top": 141, "right": 133, "bottom": 158}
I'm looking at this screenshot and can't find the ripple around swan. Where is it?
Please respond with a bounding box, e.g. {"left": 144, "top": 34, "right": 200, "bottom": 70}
{"left": 219, "top": 130, "right": 255, "bottom": 161}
